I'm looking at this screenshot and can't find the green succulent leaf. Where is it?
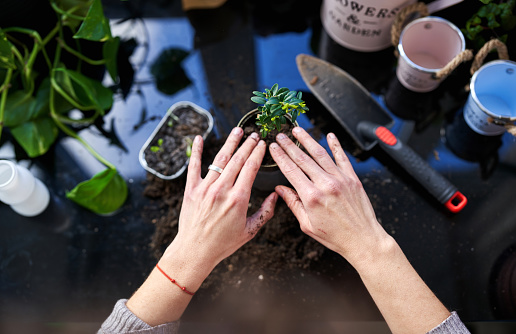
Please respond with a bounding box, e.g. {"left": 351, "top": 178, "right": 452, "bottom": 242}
{"left": 251, "top": 83, "right": 307, "bottom": 137}
{"left": 267, "top": 97, "right": 280, "bottom": 105}
{"left": 251, "top": 96, "right": 266, "bottom": 104}
{"left": 291, "top": 111, "right": 298, "bottom": 124}
{"left": 0, "top": 31, "right": 15, "bottom": 70}
{"left": 271, "top": 83, "right": 279, "bottom": 95}
{"left": 10, "top": 117, "right": 59, "bottom": 157}
{"left": 66, "top": 168, "right": 128, "bottom": 214}
{"left": 73, "top": 0, "right": 112, "bottom": 42}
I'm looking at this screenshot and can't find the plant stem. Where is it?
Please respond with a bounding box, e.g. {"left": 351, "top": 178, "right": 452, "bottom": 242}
{"left": 58, "top": 38, "right": 107, "bottom": 65}
{"left": 49, "top": 21, "right": 115, "bottom": 171}
{"left": 50, "top": 0, "right": 91, "bottom": 21}
{"left": 0, "top": 68, "right": 14, "bottom": 141}
{"left": 49, "top": 85, "right": 115, "bottom": 170}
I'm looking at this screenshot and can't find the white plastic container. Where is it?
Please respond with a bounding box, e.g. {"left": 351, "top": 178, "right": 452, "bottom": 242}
{"left": 0, "top": 160, "right": 50, "bottom": 217}
{"left": 139, "top": 101, "right": 214, "bottom": 180}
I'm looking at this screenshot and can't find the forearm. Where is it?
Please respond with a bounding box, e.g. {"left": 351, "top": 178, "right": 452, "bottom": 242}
{"left": 350, "top": 236, "right": 450, "bottom": 334}
{"left": 126, "top": 241, "right": 216, "bottom": 326}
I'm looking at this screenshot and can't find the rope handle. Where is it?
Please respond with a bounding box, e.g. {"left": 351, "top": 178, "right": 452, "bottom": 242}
{"left": 469, "top": 39, "right": 510, "bottom": 75}
{"left": 433, "top": 50, "right": 474, "bottom": 80}
{"left": 391, "top": 2, "right": 429, "bottom": 51}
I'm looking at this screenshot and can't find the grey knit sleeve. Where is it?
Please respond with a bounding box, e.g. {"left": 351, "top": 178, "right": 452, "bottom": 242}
{"left": 427, "top": 311, "right": 470, "bottom": 334}
{"left": 98, "top": 299, "right": 180, "bottom": 334}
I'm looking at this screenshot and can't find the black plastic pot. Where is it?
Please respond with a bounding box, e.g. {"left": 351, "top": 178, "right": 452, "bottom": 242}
{"left": 237, "top": 109, "right": 299, "bottom": 193}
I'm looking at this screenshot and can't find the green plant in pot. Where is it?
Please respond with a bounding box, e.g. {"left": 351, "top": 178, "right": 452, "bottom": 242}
{"left": 0, "top": 0, "right": 127, "bottom": 215}
{"left": 238, "top": 83, "right": 308, "bottom": 192}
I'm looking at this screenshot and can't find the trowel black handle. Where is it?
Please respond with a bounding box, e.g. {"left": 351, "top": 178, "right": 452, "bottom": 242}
{"left": 358, "top": 122, "right": 467, "bottom": 213}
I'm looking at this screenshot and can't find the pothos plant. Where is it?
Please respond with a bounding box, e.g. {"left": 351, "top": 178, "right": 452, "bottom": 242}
{"left": 0, "top": 0, "right": 127, "bottom": 215}
{"left": 250, "top": 83, "right": 308, "bottom": 138}
{"left": 463, "top": 0, "right": 516, "bottom": 49}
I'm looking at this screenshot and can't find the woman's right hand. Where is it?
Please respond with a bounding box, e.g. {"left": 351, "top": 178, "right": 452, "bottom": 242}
{"left": 270, "top": 127, "right": 393, "bottom": 267}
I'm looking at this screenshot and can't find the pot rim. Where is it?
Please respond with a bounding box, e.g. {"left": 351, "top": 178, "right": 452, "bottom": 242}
{"left": 139, "top": 101, "right": 214, "bottom": 180}
{"left": 237, "top": 109, "right": 300, "bottom": 169}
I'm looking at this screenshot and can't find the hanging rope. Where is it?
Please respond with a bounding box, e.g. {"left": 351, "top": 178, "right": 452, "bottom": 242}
{"left": 391, "top": 2, "right": 429, "bottom": 55}
{"left": 470, "top": 38, "right": 510, "bottom": 75}
{"left": 433, "top": 50, "right": 474, "bottom": 80}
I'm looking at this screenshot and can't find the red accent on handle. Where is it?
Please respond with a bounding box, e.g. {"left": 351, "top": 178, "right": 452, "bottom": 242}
{"left": 445, "top": 191, "right": 467, "bottom": 213}
{"left": 375, "top": 126, "right": 397, "bottom": 146}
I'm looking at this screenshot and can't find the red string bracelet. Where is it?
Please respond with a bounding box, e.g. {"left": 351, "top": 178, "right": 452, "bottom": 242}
{"left": 155, "top": 264, "right": 195, "bottom": 296}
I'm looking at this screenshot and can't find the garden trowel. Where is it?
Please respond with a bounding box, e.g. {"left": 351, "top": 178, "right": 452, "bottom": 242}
{"left": 296, "top": 54, "right": 467, "bottom": 213}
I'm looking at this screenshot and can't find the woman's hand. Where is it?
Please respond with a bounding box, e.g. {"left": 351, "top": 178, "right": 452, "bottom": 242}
{"left": 270, "top": 127, "right": 391, "bottom": 267}
{"left": 168, "top": 127, "right": 278, "bottom": 268}
{"left": 127, "top": 127, "right": 277, "bottom": 325}
{"left": 270, "top": 128, "right": 452, "bottom": 334}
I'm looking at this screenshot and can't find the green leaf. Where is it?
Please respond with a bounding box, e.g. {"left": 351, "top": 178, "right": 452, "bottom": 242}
{"left": 251, "top": 96, "right": 266, "bottom": 104}
{"left": 66, "top": 168, "right": 128, "bottom": 214}
{"left": 53, "top": 66, "right": 113, "bottom": 112}
{"left": 4, "top": 91, "right": 35, "bottom": 126}
{"left": 271, "top": 107, "right": 283, "bottom": 118}
{"left": 271, "top": 83, "right": 279, "bottom": 95}
{"left": 291, "top": 110, "right": 298, "bottom": 124}
{"left": 274, "top": 117, "right": 281, "bottom": 131}
{"left": 296, "top": 91, "right": 302, "bottom": 99}
{"left": 285, "top": 91, "right": 297, "bottom": 100}
{"left": 0, "top": 31, "right": 15, "bottom": 70}
{"left": 267, "top": 97, "right": 280, "bottom": 105}
{"left": 277, "top": 87, "right": 289, "bottom": 94}
{"left": 103, "top": 36, "right": 120, "bottom": 82}
{"left": 10, "top": 117, "right": 59, "bottom": 157}
{"left": 252, "top": 91, "right": 265, "bottom": 97}
{"left": 73, "top": 0, "right": 112, "bottom": 42}
{"left": 4, "top": 79, "right": 72, "bottom": 127}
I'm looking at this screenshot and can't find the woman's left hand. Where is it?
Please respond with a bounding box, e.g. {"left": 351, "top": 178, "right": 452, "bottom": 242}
{"left": 169, "top": 127, "right": 278, "bottom": 267}
{"left": 127, "top": 127, "right": 277, "bottom": 326}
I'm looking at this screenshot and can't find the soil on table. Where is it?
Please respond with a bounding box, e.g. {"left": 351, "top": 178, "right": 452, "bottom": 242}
{"left": 143, "top": 134, "right": 326, "bottom": 298}
{"left": 143, "top": 106, "right": 209, "bottom": 177}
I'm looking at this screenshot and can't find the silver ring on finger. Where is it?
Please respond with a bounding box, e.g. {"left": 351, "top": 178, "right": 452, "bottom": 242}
{"left": 208, "top": 164, "right": 224, "bottom": 174}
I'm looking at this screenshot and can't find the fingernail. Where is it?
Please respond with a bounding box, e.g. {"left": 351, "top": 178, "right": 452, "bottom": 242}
{"left": 328, "top": 133, "right": 336, "bottom": 139}
{"left": 258, "top": 140, "right": 265, "bottom": 146}
{"left": 270, "top": 143, "right": 279, "bottom": 150}
{"left": 232, "top": 127, "right": 243, "bottom": 135}
{"left": 277, "top": 133, "right": 287, "bottom": 140}
{"left": 275, "top": 186, "right": 284, "bottom": 196}
{"left": 293, "top": 127, "right": 302, "bottom": 134}
{"left": 250, "top": 132, "right": 259, "bottom": 140}
{"left": 194, "top": 135, "right": 201, "bottom": 143}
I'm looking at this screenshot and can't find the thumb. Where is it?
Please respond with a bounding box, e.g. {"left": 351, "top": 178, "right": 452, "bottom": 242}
{"left": 246, "top": 192, "right": 278, "bottom": 238}
{"left": 275, "top": 185, "right": 310, "bottom": 227}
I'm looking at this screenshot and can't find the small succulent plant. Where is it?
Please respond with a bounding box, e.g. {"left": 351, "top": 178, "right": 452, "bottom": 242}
{"left": 251, "top": 83, "right": 308, "bottom": 138}
{"left": 150, "top": 138, "right": 164, "bottom": 152}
